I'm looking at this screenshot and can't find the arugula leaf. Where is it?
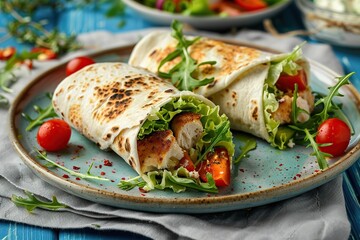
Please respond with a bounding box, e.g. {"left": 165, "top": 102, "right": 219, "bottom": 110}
{"left": 288, "top": 72, "right": 354, "bottom": 170}
{"left": 158, "top": 20, "right": 216, "bottom": 91}
{"left": 118, "top": 168, "right": 218, "bottom": 193}
{"left": 234, "top": 137, "right": 257, "bottom": 164}
{"left": 0, "top": 51, "right": 39, "bottom": 93}
{"left": 314, "top": 72, "right": 353, "bottom": 123}
{"left": 11, "top": 191, "right": 67, "bottom": 212}
{"left": 290, "top": 127, "right": 330, "bottom": 170}
{"left": 118, "top": 176, "right": 147, "bottom": 191}
{"left": 195, "top": 120, "right": 231, "bottom": 165}
{"left": 22, "top": 93, "right": 57, "bottom": 131}
{"left": 36, "top": 149, "right": 110, "bottom": 182}
{"left": 291, "top": 84, "right": 310, "bottom": 125}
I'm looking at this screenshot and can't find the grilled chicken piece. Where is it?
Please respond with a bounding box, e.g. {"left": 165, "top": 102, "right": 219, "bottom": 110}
{"left": 299, "top": 88, "right": 315, "bottom": 112}
{"left": 171, "top": 112, "right": 204, "bottom": 151}
{"left": 272, "top": 92, "right": 312, "bottom": 124}
{"left": 137, "top": 130, "right": 184, "bottom": 173}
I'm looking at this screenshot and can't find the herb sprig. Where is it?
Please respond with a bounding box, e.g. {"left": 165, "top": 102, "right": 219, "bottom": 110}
{"left": 234, "top": 136, "right": 257, "bottom": 164}
{"left": 36, "top": 149, "right": 110, "bottom": 181}
{"left": 118, "top": 176, "right": 147, "bottom": 191}
{"left": 290, "top": 72, "right": 354, "bottom": 169}
{"left": 0, "top": 50, "right": 40, "bottom": 105}
{"left": 11, "top": 191, "right": 67, "bottom": 212}
{"left": 195, "top": 120, "right": 231, "bottom": 165}
{"left": 22, "top": 93, "right": 57, "bottom": 131}
{"left": 158, "top": 20, "right": 216, "bottom": 91}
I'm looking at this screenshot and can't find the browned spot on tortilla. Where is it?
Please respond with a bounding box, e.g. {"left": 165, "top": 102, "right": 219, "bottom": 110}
{"left": 68, "top": 104, "right": 82, "bottom": 129}
{"left": 231, "top": 91, "right": 237, "bottom": 99}
{"left": 111, "top": 126, "right": 119, "bottom": 132}
{"left": 55, "top": 88, "right": 64, "bottom": 96}
{"left": 252, "top": 106, "right": 258, "bottom": 121}
{"left": 129, "top": 157, "right": 135, "bottom": 168}
{"left": 103, "top": 133, "right": 112, "bottom": 141}
{"left": 165, "top": 89, "right": 174, "bottom": 93}
{"left": 149, "top": 49, "right": 157, "bottom": 57}
{"left": 206, "top": 79, "right": 217, "bottom": 88}
{"left": 125, "top": 138, "right": 130, "bottom": 152}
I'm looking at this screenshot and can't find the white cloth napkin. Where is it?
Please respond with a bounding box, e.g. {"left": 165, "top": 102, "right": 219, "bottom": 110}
{"left": 0, "top": 29, "right": 351, "bottom": 240}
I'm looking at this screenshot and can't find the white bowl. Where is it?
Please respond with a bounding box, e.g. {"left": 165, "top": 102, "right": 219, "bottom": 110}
{"left": 296, "top": 0, "right": 360, "bottom": 48}
{"left": 123, "top": 0, "right": 292, "bottom": 31}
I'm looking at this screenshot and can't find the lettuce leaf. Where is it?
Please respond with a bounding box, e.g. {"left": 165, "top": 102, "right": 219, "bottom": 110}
{"left": 138, "top": 95, "right": 234, "bottom": 161}
{"left": 143, "top": 167, "right": 218, "bottom": 193}
{"left": 266, "top": 44, "right": 304, "bottom": 86}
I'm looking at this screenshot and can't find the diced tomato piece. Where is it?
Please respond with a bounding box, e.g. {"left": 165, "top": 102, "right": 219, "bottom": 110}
{"left": 0, "top": 47, "right": 16, "bottom": 60}
{"left": 276, "top": 69, "right": 307, "bottom": 92}
{"left": 196, "top": 147, "right": 231, "bottom": 187}
{"left": 178, "top": 151, "right": 195, "bottom": 172}
{"left": 234, "top": 0, "right": 268, "bottom": 11}
{"left": 31, "top": 47, "right": 57, "bottom": 61}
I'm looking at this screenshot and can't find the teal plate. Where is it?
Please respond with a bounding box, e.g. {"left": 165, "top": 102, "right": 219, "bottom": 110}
{"left": 9, "top": 43, "right": 360, "bottom": 213}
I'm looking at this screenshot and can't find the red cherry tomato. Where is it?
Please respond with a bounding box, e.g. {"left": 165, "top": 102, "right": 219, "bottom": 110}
{"left": 234, "top": 0, "right": 268, "bottom": 11}
{"left": 0, "top": 47, "right": 16, "bottom": 60}
{"left": 66, "top": 56, "right": 95, "bottom": 76}
{"left": 197, "top": 147, "right": 231, "bottom": 187}
{"left": 31, "top": 47, "right": 57, "bottom": 61}
{"left": 178, "top": 151, "right": 195, "bottom": 172}
{"left": 37, "top": 119, "right": 71, "bottom": 152}
{"left": 315, "top": 118, "right": 351, "bottom": 157}
{"left": 276, "top": 69, "right": 307, "bottom": 92}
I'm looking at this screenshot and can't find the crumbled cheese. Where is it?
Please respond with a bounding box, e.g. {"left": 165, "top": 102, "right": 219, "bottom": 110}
{"left": 287, "top": 138, "right": 295, "bottom": 148}
{"left": 189, "top": 171, "right": 199, "bottom": 179}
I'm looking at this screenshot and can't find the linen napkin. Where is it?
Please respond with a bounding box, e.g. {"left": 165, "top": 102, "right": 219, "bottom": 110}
{"left": 0, "top": 29, "right": 351, "bottom": 240}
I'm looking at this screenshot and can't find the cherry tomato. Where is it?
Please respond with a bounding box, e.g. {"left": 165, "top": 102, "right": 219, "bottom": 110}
{"left": 178, "top": 151, "right": 195, "bottom": 172}
{"left": 276, "top": 69, "right": 307, "bottom": 92}
{"left": 196, "top": 147, "right": 231, "bottom": 187}
{"left": 31, "top": 47, "right": 57, "bottom": 61}
{"left": 0, "top": 47, "right": 16, "bottom": 60}
{"left": 235, "top": 0, "right": 268, "bottom": 11}
{"left": 315, "top": 118, "right": 351, "bottom": 157}
{"left": 37, "top": 119, "right": 72, "bottom": 152}
{"left": 66, "top": 56, "right": 95, "bottom": 76}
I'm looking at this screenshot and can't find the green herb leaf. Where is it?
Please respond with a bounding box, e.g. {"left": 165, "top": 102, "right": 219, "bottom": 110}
{"left": 195, "top": 120, "right": 231, "bottom": 165}
{"left": 22, "top": 93, "right": 58, "bottom": 131}
{"left": 36, "top": 149, "right": 110, "bottom": 181}
{"left": 291, "top": 84, "right": 310, "bottom": 125}
{"left": 11, "top": 191, "right": 67, "bottom": 212}
{"left": 314, "top": 72, "right": 353, "bottom": 123}
{"left": 158, "top": 20, "right": 216, "bottom": 91}
{"left": 118, "top": 176, "right": 147, "bottom": 191}
{"left": 234, "top": 137, "right": 257, "bottom": 164}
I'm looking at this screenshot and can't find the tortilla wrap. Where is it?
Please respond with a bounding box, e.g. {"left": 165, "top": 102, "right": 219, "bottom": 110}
{"left": 52, "top": 62, "right": 233, "bottom": 190}
{"left": 128, "top": 31, "right": 311, "bottom": 143}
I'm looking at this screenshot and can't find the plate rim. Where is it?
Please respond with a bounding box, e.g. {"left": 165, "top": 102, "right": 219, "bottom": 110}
{"left": 8, "top": 41, "right": 360, "bottom": 212}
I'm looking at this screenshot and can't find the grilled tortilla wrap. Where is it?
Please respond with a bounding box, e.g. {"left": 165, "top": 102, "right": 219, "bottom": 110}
{"left": 129, "top": 31, "right": 313, "bottom": 149}
{"left": 52, "top": 62, "right": 234, "bottom": 192}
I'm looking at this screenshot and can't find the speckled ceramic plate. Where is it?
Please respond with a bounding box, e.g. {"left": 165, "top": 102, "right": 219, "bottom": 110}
{"left": 9, "top": 43, "right": 360, "bottom": 213}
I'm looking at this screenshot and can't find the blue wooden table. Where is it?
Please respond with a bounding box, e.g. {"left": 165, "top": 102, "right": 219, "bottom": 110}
{"left": 0, "top": 2, "right": 359, "bottom": 239}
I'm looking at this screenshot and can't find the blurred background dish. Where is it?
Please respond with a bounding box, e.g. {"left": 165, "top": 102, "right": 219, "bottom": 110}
{"left": 122, "top": 0, "right": 292, "bottom": 31}
{"left": 296, "top": 0, "right": 360, "bottom": 48}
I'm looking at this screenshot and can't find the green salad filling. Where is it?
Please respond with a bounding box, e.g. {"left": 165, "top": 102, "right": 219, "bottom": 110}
{"left": 130, "top": 95, "right": 234, "bottom": 193}
{"left": 263, "top": 45, "right": 304, "bottom": 149}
